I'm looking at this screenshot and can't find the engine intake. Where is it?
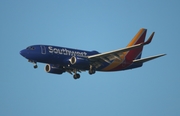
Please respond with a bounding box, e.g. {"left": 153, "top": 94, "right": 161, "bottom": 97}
{"left": 70, "top": 56, "right": 76, "bottom": 65}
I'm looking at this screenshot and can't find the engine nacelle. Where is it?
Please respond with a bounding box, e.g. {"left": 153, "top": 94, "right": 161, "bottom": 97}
{"left": 45, "top": 64, "right": 65, "bottom": 74}
{"left": 69, "top": 56, "right": 90, "bottom": 68}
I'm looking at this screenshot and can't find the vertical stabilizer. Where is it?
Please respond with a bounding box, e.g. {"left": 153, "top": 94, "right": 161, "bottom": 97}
{"left": 125, "top": 28, "right": 147, "bottom": 61}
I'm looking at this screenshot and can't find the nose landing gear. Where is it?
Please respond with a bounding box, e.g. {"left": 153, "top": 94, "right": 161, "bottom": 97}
{"left": 28, "top": 60, "right": 38, "bottom": 69}
{"left": 34, "top": 64, "right": 38, "bottom": 69}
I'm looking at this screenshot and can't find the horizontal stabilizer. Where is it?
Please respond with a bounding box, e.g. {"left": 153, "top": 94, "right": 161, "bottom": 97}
{"left": 133, "top": 54, "right": 166, "bottom": 64}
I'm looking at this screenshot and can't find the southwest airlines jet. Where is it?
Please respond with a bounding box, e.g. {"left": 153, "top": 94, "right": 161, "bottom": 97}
{"left": 20, "top": 28, "right": 166, "bottom": 79}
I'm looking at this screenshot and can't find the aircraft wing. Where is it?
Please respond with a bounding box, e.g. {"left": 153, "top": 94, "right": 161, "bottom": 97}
{"left": 88, "top": 32, "right": 154, "bottom": 65}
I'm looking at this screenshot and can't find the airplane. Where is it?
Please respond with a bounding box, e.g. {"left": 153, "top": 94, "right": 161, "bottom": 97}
{"left": 20, "top": 28, "right": 166, "bottom": 79}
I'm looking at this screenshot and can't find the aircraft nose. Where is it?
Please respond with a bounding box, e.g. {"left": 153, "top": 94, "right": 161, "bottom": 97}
{"left": 20, "top": 49, "right": 26, "bottom": 57}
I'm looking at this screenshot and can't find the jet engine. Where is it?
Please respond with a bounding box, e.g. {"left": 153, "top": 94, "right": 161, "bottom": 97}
{"left": 45, "top": 64, "right": 65, "bottom": 74}
{"left": 69, "top": 56, "right": 90, "bottom": 68}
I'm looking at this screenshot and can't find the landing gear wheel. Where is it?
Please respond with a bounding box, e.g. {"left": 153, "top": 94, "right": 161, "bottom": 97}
{"left": 89, "top": 69, "right": 96, "bottom": 75}
{"left": 28, "top": 60, "right": 38, "bottom": 69}
{"left": 34, "top": 65, "right": 38, "bottom": 69}
{"left": 73, "top": 73, "right": 80, "bottom": 79}
{"left": 89, "top": 65, "right": 96, "bottom": 75}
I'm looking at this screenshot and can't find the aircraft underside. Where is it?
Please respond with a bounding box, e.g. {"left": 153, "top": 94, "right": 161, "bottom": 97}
{"left": 28, "top": 59, "right": 97, "bottom": 79}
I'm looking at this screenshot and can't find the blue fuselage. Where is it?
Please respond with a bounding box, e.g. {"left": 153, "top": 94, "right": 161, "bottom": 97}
{"left": 20, "top": 45, "right": 142, "bottom": 72}
{"left": 20, "top": 45, "right": 104, "bottom": 70}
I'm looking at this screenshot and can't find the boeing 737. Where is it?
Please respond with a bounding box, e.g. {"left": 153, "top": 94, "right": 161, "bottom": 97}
{"left": 20, "top": 28, "right": 166, "bottom": 79}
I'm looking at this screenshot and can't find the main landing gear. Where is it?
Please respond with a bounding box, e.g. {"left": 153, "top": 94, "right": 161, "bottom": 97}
{"left": 72, "top": 69, "right": 80, "bottom": 79}
{"left": 72, "top": 66, "right": 96, "bottom": 79}
{"left": 89, "top": 65, "right": 96, "bottom": 75}
{"left": 73, "top": 73, "right": 80, "bottom": 79}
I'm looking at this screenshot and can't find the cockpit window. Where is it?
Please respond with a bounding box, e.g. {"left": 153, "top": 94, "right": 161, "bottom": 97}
{"left": 26, "top": 46, "right": 35, "bottom": 50}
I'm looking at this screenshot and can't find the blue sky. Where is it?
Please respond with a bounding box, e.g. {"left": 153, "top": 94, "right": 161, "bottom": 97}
{"left": 0, "top": 0, "right": 179, "bottom": 116}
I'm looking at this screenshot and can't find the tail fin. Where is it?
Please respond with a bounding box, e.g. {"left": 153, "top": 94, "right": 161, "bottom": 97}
{"left": 125, "top": 28, "right": 147, "bottom": 61}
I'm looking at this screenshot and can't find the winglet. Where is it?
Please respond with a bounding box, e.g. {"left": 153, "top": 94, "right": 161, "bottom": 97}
{"left": 144, "top": 32, "right": 155, "bottom": 45}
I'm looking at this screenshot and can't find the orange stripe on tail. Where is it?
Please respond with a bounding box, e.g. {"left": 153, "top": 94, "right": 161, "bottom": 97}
{"left": 102, "top": 28, "right": 147, "bottom": 71}
{"left": 125, "top": 28, "right": 147, "bottom": 61}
